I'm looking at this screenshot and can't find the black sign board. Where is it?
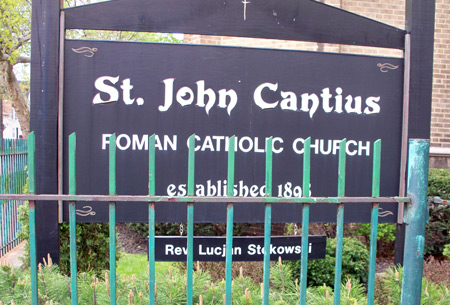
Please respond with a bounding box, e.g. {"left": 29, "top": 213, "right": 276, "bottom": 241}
{"left": 64, "top": 39, "right": 403, "bottom": 223}
{"left": 154, "top": 236, "right": 326, "bottom": 261}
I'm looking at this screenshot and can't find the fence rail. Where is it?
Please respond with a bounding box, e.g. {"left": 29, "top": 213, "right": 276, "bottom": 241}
{"left": 0, "top": 138, "right": 28, "bottom": 257}
{"left": 0, "top": 132, "right": 430, "bottom": 305}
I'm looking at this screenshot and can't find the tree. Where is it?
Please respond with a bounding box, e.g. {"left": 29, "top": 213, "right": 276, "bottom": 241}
{"left": 0, "top": 0, "right": 31, "bottom": 136}
{"left": 1, "top": 0, "right": 181, "bottom": 138}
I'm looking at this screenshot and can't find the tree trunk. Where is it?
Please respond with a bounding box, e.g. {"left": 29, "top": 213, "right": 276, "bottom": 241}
{"left": 0, "top": 60, "right": 30, "bottom": 137}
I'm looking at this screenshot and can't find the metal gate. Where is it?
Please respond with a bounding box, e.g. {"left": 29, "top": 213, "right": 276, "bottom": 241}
{"left": 0, "top": 139, "right": 28, "bottom": 257}
{"left": 0, "top": 132, "right": 430, "bottom": 304}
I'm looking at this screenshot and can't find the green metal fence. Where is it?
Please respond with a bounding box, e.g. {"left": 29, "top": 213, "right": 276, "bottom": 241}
{"left": 1, "top": 132, "right": 430, "bottom": 305}
{"left": 0, "top": 138, "right": 28, "bottom": 257}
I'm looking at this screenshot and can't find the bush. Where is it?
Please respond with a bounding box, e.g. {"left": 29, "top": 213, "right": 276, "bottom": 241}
{"left": 425, "top": 168, "right": 450, "bottom": 257}
{"left": 127, "top": 222, "right": 250, "bottom": 238}
{"left": 426, "top": 204, "right": 450, "bottom": 257}
{"left": 288, "top": 237, "right": 369, "bottom": 287}
{"left": 444, "top": 244, "right": 450, "bottom": 260}
{"left": 374, "top": 266, "right": 450, "bottom": 305}
{"left": 0, "top": 255, "right": 368, "bottom": 305}
{"left": 59, "top": 222, "right": 114, "bottom": 276}
{"left": 353, "top": 223, "right": 396, "bottom": 256}
{"left": 428, "top": 168, "right": 450, "bottom": 199}
{"left": 18, "top": 193, "right": 115, "bottom": 276}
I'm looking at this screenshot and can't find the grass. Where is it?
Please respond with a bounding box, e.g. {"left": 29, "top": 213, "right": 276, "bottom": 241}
{"left": 116, "top": 252, "right": 173, "bottom": 278}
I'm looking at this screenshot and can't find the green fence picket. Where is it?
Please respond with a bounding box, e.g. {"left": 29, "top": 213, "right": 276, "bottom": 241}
{"left": 334, "top": 139, "right": 346, "bottom": 305}
{"left": 300, "top": 137, "right": 311, "bottom": 305}
{"left": 263, "top": 137, "right": 273, "bottom": 305}
{"left": 367, "top": 140, "right": 381, "bottom": 305}
{"left": 27, "top": 132, "right": 38, "bottom": 305}
{"left": 109, "top": 134, "right": 117, "bottom": 305}
{"left": 187, "top": 134, "right": 195, "bottom": 305}
{"left": 225, "top": 136, "right": 236, "bottom": 305}
{"left": 148, "top": 134, "right": 156, "bottom": 305}
{"left": 68, "top": 133, "right": 78, "bottom": 304}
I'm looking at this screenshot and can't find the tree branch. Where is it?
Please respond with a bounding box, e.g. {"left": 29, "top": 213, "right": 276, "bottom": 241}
{"left": 12, "top": 33, "right": 31, "bottom": 51}
{"left": 1, "top": 54, "right": 30, "bottom": 64}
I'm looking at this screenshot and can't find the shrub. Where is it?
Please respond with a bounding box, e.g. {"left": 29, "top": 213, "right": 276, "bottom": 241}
{"left": 59, "top": 222, "right": 114, "bottom": 276}
{"left": 374, "top": 266, "right": 450, "bottom": 305}
{"left": 426, "top": 204, "right": 450, "bottom": 257}
{"left": 425, "top": 168, "right": 450, "bottom": 257}
{"left": 288, "top": 237, "right": 369, "bottom": 287}
{"left": 428, "top": 168, "right": 450, "bottom": 199}
{"left": 353, "top": 223, "right": 396, "bottom": 256}
{"left": 127, "top": 222, "right": 250, "bottom": 238}
{"left": 306, "top": 279, "right": 367, "bottom": 305}
{"left": 444, "top": 244, "right": 450, "bottom": 260}
{"left": 0, "top": 255, "right": 368, "bottom": 305}
{"left": 18, "top": 193, "right": 115, "bottom": 276}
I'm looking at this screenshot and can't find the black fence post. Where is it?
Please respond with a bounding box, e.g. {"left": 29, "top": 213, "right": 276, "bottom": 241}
{"left": 30, "top": 0, "right": 61, "bottom": 263}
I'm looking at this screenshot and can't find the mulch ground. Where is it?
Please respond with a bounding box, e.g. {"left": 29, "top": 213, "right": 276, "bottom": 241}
{"left": 117, "top": 223, "right": 148, "bottom": 254}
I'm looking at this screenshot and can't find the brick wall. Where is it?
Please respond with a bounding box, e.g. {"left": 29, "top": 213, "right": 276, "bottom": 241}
{"left": 185, "top": 0, "right": 450, "bottom": 165}
{"left": 431, "top": 0, "right": 450, "bottom": 150}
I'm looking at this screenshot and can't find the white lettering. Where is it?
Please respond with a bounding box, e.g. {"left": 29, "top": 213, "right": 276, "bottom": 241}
{"left": 116, "top": 134, "right": 131, "bottom": 150}
{"left": 345, "top": 96, "right": 362, "bottom": 114}
{"left": 176, "top": 86, "right": 194, "bottom": 106}
{"left": 102, "top": 134, "right": 112, "bottom": 150}
{"left": 280, "top": 91, "right": 297, "bottom": 111}
{"left": 300, "top": 93, "right": 319, "bottom": 118}
{"left": 358, "top": 141, "right": 371, "bottom": 156}
{"left": 218, "top": 89, "right": 238, "bottom": 115}
{"left": 160, "top": 78, "right": 175, "bottom": 111}
{"left": 334, "top": 87, "right": 343, "bottom": 113}
{"left": 165, "top": 244, "right": 174, "bottom": 255}
{"left": 321, "top": 88, "right": 333, "bottom": 113}
{"left": 167, "top": 184, "right": 176, "bottom": 196}
{"left": 346, "top": 140, "right": 358, "bottom": 156}
{"left": 364, "top": 97, "right": 381, "bottom": 114}
{"left": 254, "top": 82, "right": 279, "bottom": 109}
{"left": 132, "top": 134, "right": 148, "bottom": 150}
{"left": 196, "top": 80, "right": 216, "bottom": 115}
{"left": 120, "top": 78, "right": 135, "bottom": 105}
{"left": 93, "top": 76, "right": 119, "bottom": 104}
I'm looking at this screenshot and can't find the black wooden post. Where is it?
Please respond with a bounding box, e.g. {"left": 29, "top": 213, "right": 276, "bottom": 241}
{"left": 30, "top": 0, "right": 61, "bottom": 263}
{"left": 395, "top": 0, "right": 435, "bottom": 266}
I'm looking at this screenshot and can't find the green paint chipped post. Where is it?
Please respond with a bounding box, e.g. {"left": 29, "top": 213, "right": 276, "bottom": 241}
{"left": 333, "top": 138, "right": 346, "bottom": 305}
{"left": 68, "top": 133, "right": 78, "bottom": 304}
{"left": 109, "top": 133, "right": 117, "bottom": 305}
{"left": 28, "top": 132, "right": 38, "bottom": 305}
{"left": 401, "top": 139, "right": 430, "bottom": 305}
{"left": 148, "top": 134, "right": 156, "bottom": 305}
{"left": 299, "top": 137, "right": 311, "bottom": 305}
{"left": 262, "top": 137, "right": 273, "bottom": 305}
{"left": 225, "top": 136, "right": 235, "bottom": 305}
{"left": 367, "top": 140, "right": 381, "bottom": 305}
{"left": 187, "top": 134, "right": 196, "bottom": 305}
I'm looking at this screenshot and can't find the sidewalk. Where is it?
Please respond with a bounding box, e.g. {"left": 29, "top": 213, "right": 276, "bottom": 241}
{"left": 0, "top": 241, "right": 26, "bottom": 268}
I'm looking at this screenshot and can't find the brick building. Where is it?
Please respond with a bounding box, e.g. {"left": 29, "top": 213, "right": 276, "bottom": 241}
{"left": 185, "top": 0, "right": 449, "bottom": 168}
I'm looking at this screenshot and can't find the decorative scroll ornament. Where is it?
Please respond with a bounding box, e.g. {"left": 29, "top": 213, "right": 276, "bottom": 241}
{"left": 379, "top": 208, "right": 394, "bottom": 218}
{"left": 76, "top": 206, "right": 96, "bottom": 217}
{"left": 377, "top": 63, "right": 399, "bottom": 73}
{"left": 72, "top": 47, "right": 98, "bottom": 57}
